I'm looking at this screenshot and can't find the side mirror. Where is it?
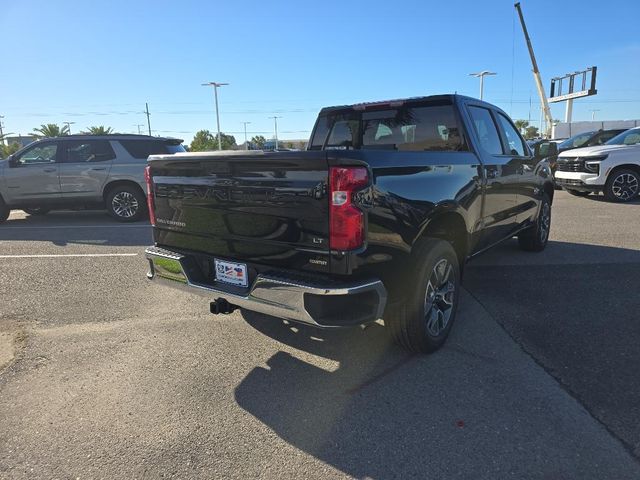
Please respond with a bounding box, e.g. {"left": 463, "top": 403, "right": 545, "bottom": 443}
{"left": 534, "top": 141, "right": 558, "bottom": 159}
{"left": 7, "top": 155, "right": 17, "bottom": 167}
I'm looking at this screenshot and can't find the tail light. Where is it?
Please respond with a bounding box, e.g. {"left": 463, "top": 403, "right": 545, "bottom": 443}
{"left": 329, "top": 166, "right": 369, "bottom": 250}
{"left": 144, "top": 165, "right": 156, "bottom": 226}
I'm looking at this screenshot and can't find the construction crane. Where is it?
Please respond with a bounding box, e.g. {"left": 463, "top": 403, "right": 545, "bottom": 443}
{"left": 514, "top": 2, "right": 554, "bottom": 137}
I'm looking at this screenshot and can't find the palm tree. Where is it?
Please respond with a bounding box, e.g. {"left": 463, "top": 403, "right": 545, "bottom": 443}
{"left": 32, "top": 124, "right": 69, "bottom": 137}
{"left": 82, "top": 126, "right": 114, "bottom": 135}
{"left": 514, "top": 120, "right": 529, "bottom": 135}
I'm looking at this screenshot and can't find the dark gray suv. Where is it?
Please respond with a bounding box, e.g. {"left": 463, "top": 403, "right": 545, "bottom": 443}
{"left": 0, "top": 135, "right": 185, "bottom": 223}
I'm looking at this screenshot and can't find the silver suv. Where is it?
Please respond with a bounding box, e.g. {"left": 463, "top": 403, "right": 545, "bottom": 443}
{"left": 0, "top": 135, "right": 185, "bottom": 223}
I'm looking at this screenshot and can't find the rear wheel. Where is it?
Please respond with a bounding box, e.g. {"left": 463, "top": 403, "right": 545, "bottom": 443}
{"left": 106, "top": 185, "right": 146, "bottom": 222}
{"left": 518, "top": 193, "right": 551, "bottom": 252}
{"left": 604, "top": 169, "right": 640, "bottom": 202}
{"left": 23, "top": 207, "right": 51, "bottom": 216}
{"left": 565, "top": 189, "right": 590, "bottom": 197}
{"left": 385, "top": 238, "right": 460, "bottom": 354}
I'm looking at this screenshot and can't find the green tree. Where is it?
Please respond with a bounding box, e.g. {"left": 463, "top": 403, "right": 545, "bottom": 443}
{"left": 32, "top": 123, "right": 69, "bottom": 137}
{"left": 190, "top": 130, "right": 237, "bottom": 151}
{"left": 514, "top": 120, "right": 529, "bottom": 135}
{"left": 250, "top": 135, "right": 266, "bottom": 149}
{"left": 524, "top": 126, "right": 539, "bottom": 140}
{"left": 82, "top": 126, "right": 114, "bottom": 135}
{"left": 0, "top": 141, "right": 21, "bottom": 158}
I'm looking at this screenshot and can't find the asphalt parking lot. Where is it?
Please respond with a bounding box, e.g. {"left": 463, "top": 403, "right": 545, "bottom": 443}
{"left": 1, "top": 191, "right": 639, "bottom": 479}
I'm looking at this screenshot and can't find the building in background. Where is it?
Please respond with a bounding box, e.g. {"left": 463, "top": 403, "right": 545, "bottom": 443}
{"left": 3, "top": 135, "right": 37, "bottom": 149}
{"left": 554, "top": 120, "right": 640, "bottom": 139}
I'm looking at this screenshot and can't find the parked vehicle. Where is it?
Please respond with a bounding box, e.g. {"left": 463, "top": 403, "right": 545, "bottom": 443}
{"left": 0, "top": 135, "right": 185, "bottom": 223}
{"left": 144, "top": 94, "right": 555, "bottom": 353}
{"left": 555, "top": 127, "right": 640, "bottom": 202}
{"left": 557, "top": 129, "right": 627, "bottom": 152}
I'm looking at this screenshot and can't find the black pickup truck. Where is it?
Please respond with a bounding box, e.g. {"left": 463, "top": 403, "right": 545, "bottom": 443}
{"left": 144, "top": 94, "right": 555, "bottom": 353}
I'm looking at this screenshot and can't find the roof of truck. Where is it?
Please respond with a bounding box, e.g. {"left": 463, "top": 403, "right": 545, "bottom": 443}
{"left": 318, "top": 94, "right": 482, "bottom": 115}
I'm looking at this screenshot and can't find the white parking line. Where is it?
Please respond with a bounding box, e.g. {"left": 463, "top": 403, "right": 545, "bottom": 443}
{"left": 0, "top": 253, "right": 139, "bottom": 258}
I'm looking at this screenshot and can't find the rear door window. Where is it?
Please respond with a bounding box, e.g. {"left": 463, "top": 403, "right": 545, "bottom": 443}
{"left": 468, "top": 106, "right": 503, "bottom": 155}
{"left": 63, "top": 140, "right": 116, "bottom": 163}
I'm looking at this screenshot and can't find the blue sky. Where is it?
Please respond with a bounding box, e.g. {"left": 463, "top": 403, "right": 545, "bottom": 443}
{"left": 1, "top": 0, "right": 639, "bottom": 143}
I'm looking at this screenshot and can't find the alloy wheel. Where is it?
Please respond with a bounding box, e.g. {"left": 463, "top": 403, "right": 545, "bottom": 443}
{"left": 539, "top": 202, "right": 551, "bottom": 243}
{"left": 424, "top": 258, "right": 456, "bottom": 337}
{"left": 111, "top": 191, "right": 139, "bottom": 218}
{"left": 612, "top": 173, "right": 639, "bottom": 200}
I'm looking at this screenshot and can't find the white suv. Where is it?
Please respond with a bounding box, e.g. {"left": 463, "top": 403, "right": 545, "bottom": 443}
{"left": 554, "top": 127, "right": 640, "bottom": 202}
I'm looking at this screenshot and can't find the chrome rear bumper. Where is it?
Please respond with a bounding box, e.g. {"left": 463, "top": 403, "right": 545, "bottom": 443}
{"left": 145, "top": 246, "right": 387, "bottom": 327}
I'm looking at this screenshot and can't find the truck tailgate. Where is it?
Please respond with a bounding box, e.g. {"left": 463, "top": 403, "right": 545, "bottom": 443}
{"left": 148, "top": 151, "right": 330, "bottom": 271}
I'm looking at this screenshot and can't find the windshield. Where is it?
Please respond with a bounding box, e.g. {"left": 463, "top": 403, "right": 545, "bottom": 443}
{"left": 559, "top": 131, "right": 596, "bottom": 149}
{"left": 605, "top": 128, "right": 640, "bottom": 146}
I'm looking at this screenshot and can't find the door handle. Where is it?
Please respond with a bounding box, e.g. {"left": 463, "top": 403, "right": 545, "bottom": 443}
{"left": 90, "top": 167, "right": 107, "bottom": 171}
{"left": 42, "top": 168, "right": 56, "bottom": 172}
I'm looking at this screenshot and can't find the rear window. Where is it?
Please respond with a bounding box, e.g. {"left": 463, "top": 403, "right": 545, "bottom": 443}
{"left": 309, "top": 102, "right": 466, "bottom": 152}
{"left": 119, "top": 139, "right": 185, "bottom": 159}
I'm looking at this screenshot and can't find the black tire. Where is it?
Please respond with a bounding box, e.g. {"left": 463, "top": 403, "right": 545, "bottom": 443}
{"left": 518, "top": 193, "right": 551, "bottom": 252}
{"left": 565, "top": 189, "right": 590, "bottom": 197}
{"left": 604, "top": 169, "right": 640, "bottom": 203}
{"left": 0, "top": 198, "right": 9, "bottom": 224}
{"left": 385, "top": 238, "right": 460, "bottom": 354}
{"left": 105, "top": 185, "right": 147, "bottom": 222}
{"left": 23, "top": 207, "right": 51, "bottom": 216}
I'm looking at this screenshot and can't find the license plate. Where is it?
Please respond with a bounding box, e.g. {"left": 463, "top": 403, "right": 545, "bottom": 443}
{"left": 214, "top": 259, "right": 248, "bottom": 287}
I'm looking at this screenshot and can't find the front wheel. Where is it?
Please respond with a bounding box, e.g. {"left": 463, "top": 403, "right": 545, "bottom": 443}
{"left": 106, "top": 186, "right": 147, "bottom": 222}
{"left": 518, "top": 193, "right": 551, "bottom": 252}
{"left": 565, "top": 189, "right": 590, "bottom": 197}
{"left": 604, "top": 169, "right": 640, "bottom": 202}
{"left": 385, "top": 238, "right": 460, "bottom": 354}
{"left": 23, "top": 207, "right": 51, "bottom": 216}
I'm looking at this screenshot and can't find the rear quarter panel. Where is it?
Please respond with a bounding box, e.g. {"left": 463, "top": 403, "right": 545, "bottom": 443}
{"left": 329, "top": 150, "right": 483, "bottom": 279}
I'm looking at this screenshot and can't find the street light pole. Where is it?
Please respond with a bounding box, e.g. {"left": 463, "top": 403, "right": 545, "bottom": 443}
{"left": 63, "top": 121, "right": 76, "bottom": 134}
{"left": 269, "top": 116, "right": 282, "bottom": 150}
{"left": 242, "top": 122, "right": 251, "bottom": 150}
{"left": 0, "top": 115, "right": 4, "bottom": 144}
{"left": 469, "top": 71, "right": 497, "bottom": 100}
{"left": 590, "top": 109, "right": 601, "bottom": 121}
{"left": 202, "top": 82, "right": 229, "bottom": 150}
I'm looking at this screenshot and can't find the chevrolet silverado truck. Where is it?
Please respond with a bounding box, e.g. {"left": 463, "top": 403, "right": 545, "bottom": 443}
{"left": 144, "top": 94, "right": 555, "bottom": 353}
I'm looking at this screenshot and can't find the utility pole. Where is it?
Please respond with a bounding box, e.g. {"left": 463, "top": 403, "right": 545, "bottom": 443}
{"left": 514, "top": 2, "right": 553, "bottom": 137}
{"left": 469, "top": 71, "right": 496, "bottom": 100}
{"left": 134, "top": 124, "right": 144, "bottom": 134}
{"left": 242, "top": 122, "right": 251, "bottom": 150}
{"left": 590, "top": 109, "right": 600, "bottom": 121}
{"left": 63, "top": 121, "right": 75, "bottom": 134}
{"left": 269, "top": 116, "right": 282, "bottom": 150}
{"left": 0, "top": 115, "right": 4, "bottom": 144}
{"left": 145, "top": 103, "right": 152, "bottom": 136}
{"left": 202, "top": 82, "right": 229, "bottom": 150}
